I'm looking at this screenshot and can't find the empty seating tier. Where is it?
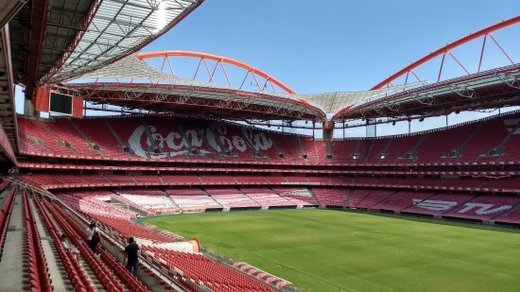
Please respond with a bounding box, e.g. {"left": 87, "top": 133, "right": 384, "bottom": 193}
{"left": 17, "top": 112, "right": 520, "bottom": 165}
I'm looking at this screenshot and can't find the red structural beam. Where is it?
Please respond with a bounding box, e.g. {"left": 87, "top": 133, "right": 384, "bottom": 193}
{"left": 1, "top": 25, "right": 18, "bottom": 165}
{"left": 372, "top": 16, "right": 520, "bottom": 90}
{"left": 25, "top": 0, "right": 50, "bottom": 101}
{"left": 136, "top": 51, "right": 297, "bottom": 95}
{"left": 0, "top": 119, "right": 17, "bottom": 165}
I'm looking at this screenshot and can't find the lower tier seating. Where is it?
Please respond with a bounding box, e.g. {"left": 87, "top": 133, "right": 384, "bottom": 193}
{"left": 167, "top": 189, "right": 222, "bottom": 212}
{"left": 402, "top": 193, "right": 476, "bottom": 215}
{"left": 117, "top": 190, "right": 180, "bottom": 214}
{"left": 206, "top": 188, "right": 260, "bottom": 209}
{"left": 241, "top": 188, "right": 294, "bottom": 207}
{"left": 347, "top": 190, "right": 520, "bottom": 224}
{"left": 442, "top": 195, "right": 520, "bottom": 221}
{"left": 272, "top": 188, "right": 319, "bottom": 206}
{"left": 348, "top": 189, "right": 395, "bottom": 209}
{"left": 143, "top": 246, "right": 270, "bottom": 292}
{"left": 312, "top": 189, "right": 350, "bottom": 207}
{"left": 373, "top": 191, "right": 436, "bottom": 212}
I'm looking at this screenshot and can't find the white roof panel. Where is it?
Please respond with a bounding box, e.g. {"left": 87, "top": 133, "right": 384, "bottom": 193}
{"left": 44, "top": 0, "right": 202, "bottom": 83}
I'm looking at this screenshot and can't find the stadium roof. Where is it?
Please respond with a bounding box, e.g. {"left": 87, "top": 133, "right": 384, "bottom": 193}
{"left": 65, "top": 51, "right": 429, "bottom": 121}
{"left": 302, "top": 83, "right": 425, "bottom": 114}
{"left": 64, "top": 48, "right": 520, "bottom": 122}
{"left": 334, "top": 64, "right": 520, "bottom": 120}
{"left": 59, "top": 16, "right": 519, "bottom": 122}
{"left": 10, "top": 0, "right": 203, "bottom": 100}
{"left": 64, "top": 53, "right": 325, "bottom": 120}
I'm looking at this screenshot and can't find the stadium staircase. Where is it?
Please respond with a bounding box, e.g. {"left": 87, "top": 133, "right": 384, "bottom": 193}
{"left": 157, "top": 175, "right": 165, "bottom": 185}
{"left": 110, "top": 193, "right": 150, "bottom": 216}
{"left": 492, "top": 120, "right": 520, "bottom": 161}
{"left": 353, "top": 139, "right": 362, "bottom": 162}
{"left": 38, "top": 120, "right": 78, "bottom": 155}
{"left": 238, "top": 189, "right": 265, "bottom": 209}
{"left": 160, "top": 189, "right": 183, "bottom": 211}
{"left": 343, "top": 188, "right": 355, "bottom": 208}
{"left": 407, "top": 133, "right": 428, "bottom": 163}
{"left": 377, "top": 138, "right": 393, "bottom": 164}
{"left": 176, "top": 124, "right": 197, "bottom": 160}
{"left": 129, "top": 175, "right": 140, "bottom": 184}
{"left": 200, "top": 189, "right": 224, "bottom": 210}
{"left": 365, "top": 190, "right": 399, "bottom": 210}
{"left": 306, "top": 188, "right": 320, "bottom": 205}
{"left": 454, "top": 122, "right": 484, "bottom": 162}
{"left": 68, "top": 119, "right": 104, "bottom": 157}
{"left": 0, "top": 186, "right": 24, "bottom": 291}
{"left": 363, "top": 140, "right": 376, "bottom": 163}
{"left": 104, "top": 120, "right": 132, "bottom": 156}
{"left": 489, "top": 200, "right": 520, "bottom": 222}
{"left": 142, "top": 122, "right": 155, "bottom": 159}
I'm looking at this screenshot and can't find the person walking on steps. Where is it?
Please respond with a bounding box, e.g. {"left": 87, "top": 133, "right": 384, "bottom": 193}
{"left": 86, "top": 221, "right": 101, "bottom": 253}
{"left": 124, "top": 237, "right": 140, "bottom": 276}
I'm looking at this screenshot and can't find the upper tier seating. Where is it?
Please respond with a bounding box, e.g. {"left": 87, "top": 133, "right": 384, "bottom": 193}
{"left": 481, "top": 178, "right": 520, "bottom": 193}
{"left": 71, "top": 119, "right": 131, "bottom": 159}
{"left": 502, "top": 117, "right": 520, "bottom": 162}
{"left": 18, "top": 118, "right": 76, "bottom": 156}
{"left": 44, "top": 120, "right": 101, "bottom": 157}
{"left": 17, "top": 111, "right": 520, "bottom": 165}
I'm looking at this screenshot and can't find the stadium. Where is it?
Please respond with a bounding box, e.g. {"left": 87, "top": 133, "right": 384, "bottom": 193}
{"left": 0, "top": 1, "right": 519, "bottom": 291}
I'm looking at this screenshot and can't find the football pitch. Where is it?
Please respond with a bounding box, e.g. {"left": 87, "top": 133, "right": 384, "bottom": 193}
{"left": 146, "top": 209, "right": 520, "bottom": 292}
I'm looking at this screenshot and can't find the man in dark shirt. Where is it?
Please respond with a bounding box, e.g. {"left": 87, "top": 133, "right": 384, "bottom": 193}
{"left": 124, "top": 237, "right": 140, "bottom": 276}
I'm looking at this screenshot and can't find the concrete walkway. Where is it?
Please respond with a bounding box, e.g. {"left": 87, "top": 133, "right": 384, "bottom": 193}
{"left": 29, "top": 198, "right": 70, "bottom": 291}
{"left": 0, "top": 187, "right": 9, "bottom": 206}
{"left": 0, "top": 192, "right": 25, "bottom": 291}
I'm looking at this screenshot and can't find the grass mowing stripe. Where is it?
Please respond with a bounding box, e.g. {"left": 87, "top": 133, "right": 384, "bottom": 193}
{"left": 146, "top": 209, "right": 520, "bottom": 292}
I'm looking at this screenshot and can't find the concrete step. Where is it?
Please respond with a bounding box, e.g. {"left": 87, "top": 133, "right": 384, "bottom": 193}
{"left": 79, "top": 258, "right": 104, "bottom": 291}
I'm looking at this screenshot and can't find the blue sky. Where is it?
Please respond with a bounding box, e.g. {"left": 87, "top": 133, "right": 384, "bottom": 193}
{"left": 144, "top": 0, "right": 520, "bottom": 93}
{"left": 141, "top": 0, "right": 520, "bottom": 137}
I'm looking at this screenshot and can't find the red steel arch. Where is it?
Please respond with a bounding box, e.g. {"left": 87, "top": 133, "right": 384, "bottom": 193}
{"left": 136, "top": 50, "right": 296, "bottom": 95}
{"left": 372, "top": 16, "right": 520, "bottom": 90}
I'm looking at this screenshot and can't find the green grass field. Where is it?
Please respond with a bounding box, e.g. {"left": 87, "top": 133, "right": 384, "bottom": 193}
{"left": 146, "top": 209, "right": 520, "bottom": 292}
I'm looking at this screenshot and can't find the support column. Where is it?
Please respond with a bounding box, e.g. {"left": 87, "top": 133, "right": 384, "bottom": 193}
{"left": 25, "top": 99, "right": 35, "bottom": 117}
